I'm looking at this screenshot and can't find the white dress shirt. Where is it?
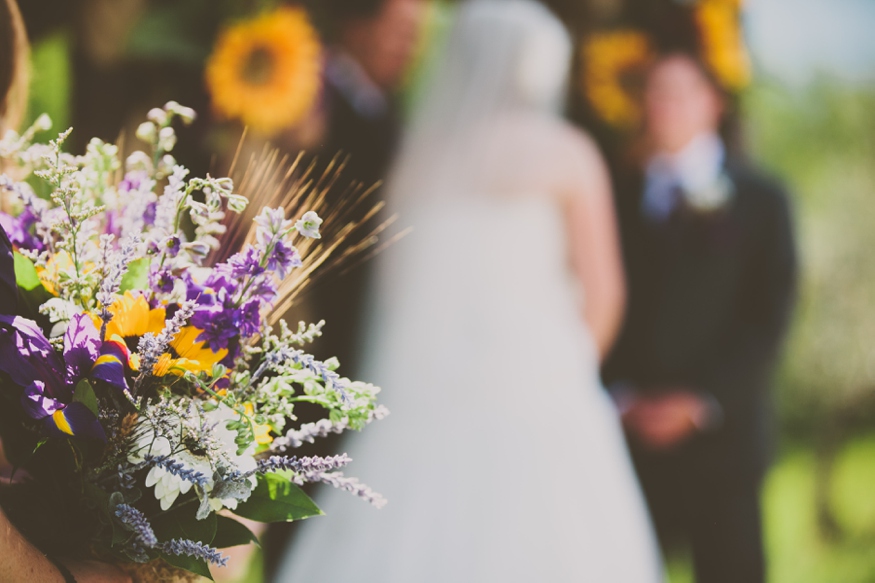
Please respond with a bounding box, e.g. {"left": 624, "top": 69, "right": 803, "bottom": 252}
{"left": 641, "top": 132, "right": 726, "bottom": 222}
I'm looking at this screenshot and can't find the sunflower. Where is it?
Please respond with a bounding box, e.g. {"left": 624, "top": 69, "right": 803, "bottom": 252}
{"left": 205, "top": 7, "right": 322, "bottom": 135}
{"left": 92, "top": 292, "right": 227, "bottom": 377}
{"left": 96, "top": 291, "right": 166, "bottom": 342}
{"left": 154, "top": 326, "right": 228, "bottom": 377}
{"left": 580, "top": 30, "right": 653, "bottom": 128}
{"left": 695, "top": 0, "right": 751, "bottom": 91}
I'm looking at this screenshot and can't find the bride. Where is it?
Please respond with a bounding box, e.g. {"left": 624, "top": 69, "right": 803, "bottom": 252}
{"left": 278, "top": 1, "right": 663, "bottom": 580}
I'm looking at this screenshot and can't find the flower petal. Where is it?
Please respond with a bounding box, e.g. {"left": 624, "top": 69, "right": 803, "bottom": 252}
{"left": 44, "top": 402, "right": 106, "bottom": 441}
{"left": 63, "top": 313, "right": 100, "bottom": 382}
{"left": 20, "top": 381, "right": 62, "bottom": 419}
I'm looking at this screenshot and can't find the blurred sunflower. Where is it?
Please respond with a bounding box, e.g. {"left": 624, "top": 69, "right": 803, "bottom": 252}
{"left": 694, "top": 0, "right": 751, "bottom": 91}
{"left": 580, "top": 30, "right": 653, "bottom": 128}
{"left": 205, "top": 7, "right": 322, "bottom": 135}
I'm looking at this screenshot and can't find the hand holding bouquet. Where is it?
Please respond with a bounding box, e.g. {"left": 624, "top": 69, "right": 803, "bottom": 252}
{"left": 0, "top": 103, "right": 387, "bottom": 580}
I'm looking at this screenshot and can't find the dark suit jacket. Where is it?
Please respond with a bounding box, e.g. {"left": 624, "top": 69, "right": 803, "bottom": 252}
{"left": 306, "top": 74, "right": 400, "bottom": 376}
{"left": 602, "top": 159, "right": 798, "bottom": 484}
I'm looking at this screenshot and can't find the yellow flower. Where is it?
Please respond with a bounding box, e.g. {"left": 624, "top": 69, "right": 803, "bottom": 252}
{"left": 205, "top": 7, "right": 322, "bottom": 135}
{"left": 244, "top": 403, "right": 274, "bottom": 446}
{"left": 91, "top": 292, "right": 227, "bottom": 377}
{"left": 580, "top": 30, "right": 653, "bottom": 128}
{"left": 163, "top": 326, "right": 228, "bottom": 377}
{"left": 695, "top": 0, "right": 751, "bottom": 91}
{"left": 95, "top": 291, "right": 166, "bottom": 341}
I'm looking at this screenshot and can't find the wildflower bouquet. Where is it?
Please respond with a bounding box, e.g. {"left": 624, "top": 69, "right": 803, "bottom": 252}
{"left": 0, "top": 103, "right": 387, "bottom": 580}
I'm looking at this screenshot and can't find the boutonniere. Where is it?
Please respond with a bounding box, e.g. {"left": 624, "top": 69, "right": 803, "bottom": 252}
{"left": 682, "top": 172, "right": 735, "bottom": 215}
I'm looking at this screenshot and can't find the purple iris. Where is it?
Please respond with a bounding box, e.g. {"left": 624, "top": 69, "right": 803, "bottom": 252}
{"left": 0, "top": 210, "right": 44, "bottom": 252}
{"left": 0, "top": 314, "right": 110, "bottom": 440}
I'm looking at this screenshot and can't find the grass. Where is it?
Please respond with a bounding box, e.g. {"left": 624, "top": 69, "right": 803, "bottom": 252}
{"left": 666, "top": 434, "right": 875, "bottom": 583}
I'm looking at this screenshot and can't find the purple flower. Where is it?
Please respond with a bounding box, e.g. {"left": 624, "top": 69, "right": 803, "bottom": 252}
{"left": 115, "top": 504, "right": 158, "bottom": 549}
{"left": 0, "top": 210, "right": 44, "bottom": 252}
{"left": 184, "top": 272, "right": 235, "bottom": 308}
{"left": 162, "top": 236, "right": 181, "bottom": 258}
{"left": 119, "top": 171, "right": 147, "bottom": 194}
{"left": 266, "top": 240, "right": 301, "bottom": 279}
{"left": 236, "top": 299, "right": 262, "bottom": 338}
{"left": 143, "top": 202, "right": 157, "bottom": 226}
{"left": 254, "top": 207, "right": 293, "bottom": 247}
{"left": 0, "top": 314, "right": 106, "bottom": 440}
{"left": 159, "top": 539, "right": 227, "bottom": 567}
{"left": 247, "top": 276, "right": 277, "bottom": 304}
{"left": 227, "top": 247, "right": 266, "bottom": 279}
{"left": 190, "top": 306, "right": 238, "bottom": 352}
{"left": 149, "top": 267, "right": 175, "bottom": 294}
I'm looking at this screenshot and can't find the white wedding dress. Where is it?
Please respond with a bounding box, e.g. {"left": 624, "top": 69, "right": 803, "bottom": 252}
{"left": 278, "top": 2, "right": 663, "bottom": 581}
{"left": 277, "top": 195, "right": 662, "bottom": 582}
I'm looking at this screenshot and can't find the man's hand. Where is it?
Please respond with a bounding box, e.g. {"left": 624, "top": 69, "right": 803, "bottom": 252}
{"left": 622, "top": 390, "right": 710, "bottom": 451}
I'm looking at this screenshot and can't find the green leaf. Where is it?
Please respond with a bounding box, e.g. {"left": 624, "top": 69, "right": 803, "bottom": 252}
{"left": 232, "top": 474, "right": 323, "bottom": 523}
{"left": 152, "top": 503, "right": 217, "bottom": 546}
{"left": 212, "top": 515, "right": 260, "bottom": 549}
{"left": 31, "top": 437, "right": 48, "bottom": 455}
{"left": 13, "top": 252, "right": 41, "bottom": 290}
{"left": 13, "top": 252, "right": 54, "bottom": 324}
{"left": 119, "top": 257, "right": 149, "bottom": 292}
{"left": 73, "top": 379, "right": 99, "bottom": 417}
{"left": 160, "top": 554, "right": 214, "bottom": 581}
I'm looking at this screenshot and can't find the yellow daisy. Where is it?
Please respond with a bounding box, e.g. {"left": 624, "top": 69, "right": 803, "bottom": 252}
{"left": 205, "top": 7, "right": 322, "bottom": 135}
{"left": 580, "top": 30, "right": 653, "bottom": 128}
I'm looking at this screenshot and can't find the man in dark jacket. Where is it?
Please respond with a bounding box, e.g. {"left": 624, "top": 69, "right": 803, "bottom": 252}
{"left": 602, "top": 53, "right": 797, "bottom": 583}
{"left": 305, "top": 0, "right": 426, "bottom": 376}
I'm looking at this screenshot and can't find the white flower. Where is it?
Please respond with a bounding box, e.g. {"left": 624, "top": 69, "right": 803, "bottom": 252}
{"left": 226, "top": 194, "right": 249, "bottom": 213}
{"left": 34, "top": 113, "right": 52, "bottom": 132}
{"left": 165, "top": 101, "right": 197, "bottom": 124}
{"left": 295, "top": 211, "right": 322, "bottom": 239}
{"left": 158, "top": 127, "right": 177, "bottom": 152}
{"left": 135, "top": 122, "right": 156, "bottom": 143}
{"left": 684, "top": 174, "right": 734, "bottom": 213}
{"left": 147, "top": 108, "right": 167, "bottom": 126}
{"left": 128, "top": 425, "right": 216, "bottom": 512}
{"left": 39, "top": 297, "right": 83, "bottom": 337}
{"left": 125, "top": 151, "right": 152, "bottom": 172}
{"left": 204, "top": 404, "right": 259, "bottom": 512}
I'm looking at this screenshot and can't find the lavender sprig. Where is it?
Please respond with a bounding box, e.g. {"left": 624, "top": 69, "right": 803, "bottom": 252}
{"left": 142, "top": 454, "right": 210, "bottom": 488}
{"left": 159, "top": 539, "right": 228, "bottom": 567}
{"left": 115, "top": 504, "right": 158, "bottom": 549}
{"left": 96, "top": 234, "right": 141, "bottom": 339}
{"left": 270, "top": 405, "right": 390, "bottom": 453}
{"left": 255, "top": 454, "right": 352, "bottom": 477}
{"left": 310, "top": 472, "right": 387, "bottom": 508}
{"left": 134, "top": 299, "right": 196, "bottom": 391}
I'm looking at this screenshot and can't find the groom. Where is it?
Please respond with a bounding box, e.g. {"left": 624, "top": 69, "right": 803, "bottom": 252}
{"left": 602, "top": 53, "right": 797, "bottom": 583}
